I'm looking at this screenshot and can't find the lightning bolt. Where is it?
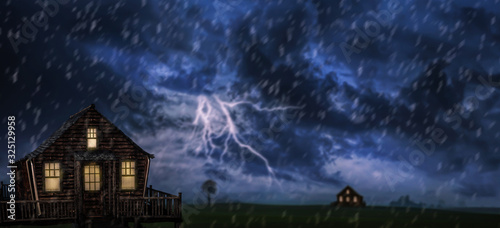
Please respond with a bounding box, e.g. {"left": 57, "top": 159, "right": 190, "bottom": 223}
{"left": 191, "top": 95, "right": 301, "bottom": 186}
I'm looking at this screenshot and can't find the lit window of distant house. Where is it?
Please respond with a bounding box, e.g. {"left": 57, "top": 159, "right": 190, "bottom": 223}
{"left": 346, "top": 197, "right": 350, "bottom": 202}
{"left": 87, "top": 128, "right": 97, "bottom": 149}
{"left": 339, "top": 196, "right": 343, "bottom": 202}
{"left": 84, "top": 164, "right": 100, "bottom": 191}
{"left": 346, "top": 189, "right": 350, "bottom": 194}
{"left": 44, "top": 162, "right": 61, "bottom": 192}
{"left": 121, "top": 161, "right": 136, "bottom": 190}
{"left": 354, "top": 196, "right": 358, "bottom": 202}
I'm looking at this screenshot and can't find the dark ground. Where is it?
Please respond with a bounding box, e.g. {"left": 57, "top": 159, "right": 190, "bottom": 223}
{"left": 5, "top": 204, "right": 500, "bottom": 228}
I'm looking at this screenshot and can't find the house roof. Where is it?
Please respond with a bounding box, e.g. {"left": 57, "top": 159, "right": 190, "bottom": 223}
{"left": 22, "top": 104, "right": 154, "bottom": 160}
{"left": 24, "top": 104, "right": 94, "bottom": 160}
{"left": 337, "top": 185, "right": 362, "bottom": 196}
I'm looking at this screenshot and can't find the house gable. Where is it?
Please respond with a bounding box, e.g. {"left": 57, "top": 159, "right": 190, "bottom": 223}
{"left": 17, "top": 104, "right": 154, "bottom": 200}
{"left": 22, "top": 104, "right": 154, "bottom": 160}
{"left": 22, "top": 105, "right": 91, "bottom": 160}
{"left": 337, "top": 185, "right": 362, "bottom": 197}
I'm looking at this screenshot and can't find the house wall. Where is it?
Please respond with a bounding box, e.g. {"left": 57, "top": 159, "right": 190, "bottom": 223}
{"left": 335, "top": 187, "right": 365, "bottom": 207}
{"left": 338, "top": 195, "right": 363, "bottom": 204}
{"left": 14, "top": 159, "right": 32, "bottom": 200}
{"left": 32, "top": 107, "right": 149, "bottom": 204}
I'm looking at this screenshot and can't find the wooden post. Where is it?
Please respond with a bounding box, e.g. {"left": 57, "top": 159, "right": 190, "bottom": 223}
{"left": 74, "top": 160, "right": 82, "bottom": 219}
{"left": 113, "top": 160, "right": 116, "bottom": 217}
{"left": 0, "top": 181, "right": 3, "bottom": 200}
{"left": 148, "top": 184, "right": 152, "bottom": 215}
{"left": 178, "top": 192, "right": 182, "bottom": 218}
{"left": 108, "top": 161, "right": 111, "bottom": 216}
{"left": 0, "top": 195, "right": 3, "bottom": 223}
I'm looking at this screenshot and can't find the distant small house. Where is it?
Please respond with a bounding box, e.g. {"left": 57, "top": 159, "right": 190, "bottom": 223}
{"left": 331, "top": 185, "right": 366, "bottom": 207}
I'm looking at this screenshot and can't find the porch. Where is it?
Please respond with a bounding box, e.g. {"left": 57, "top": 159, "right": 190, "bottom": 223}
{"left": 0, "top": 183, "right": 182, "bottom": 227}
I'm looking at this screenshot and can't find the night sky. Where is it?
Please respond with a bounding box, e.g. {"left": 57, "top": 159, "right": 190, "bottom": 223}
{"left": 1, "top": 0, "right": 500, "bottom": 207}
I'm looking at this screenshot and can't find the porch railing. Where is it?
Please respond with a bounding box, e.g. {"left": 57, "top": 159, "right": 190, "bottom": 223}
{"left": 117, "top": 195, "right": 182, "bottom": 218}
{"left": 145, "top": 185, "right": 176, "bottom": 197}
{"left": 0, "top": 200, "right": 76, "bottom": 223}
{"left": 0, "top": 186, "right": 181, "bottom": 224}
{"left": 0, "top": 182, "right": 10, "bottom": 201}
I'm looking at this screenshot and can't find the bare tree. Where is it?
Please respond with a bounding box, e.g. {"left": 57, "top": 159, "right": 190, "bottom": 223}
{"left": 201, "top": 180, "right": 217, "bottom": 205}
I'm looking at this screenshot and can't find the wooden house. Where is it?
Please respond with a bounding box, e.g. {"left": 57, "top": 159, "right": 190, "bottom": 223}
{"left": 0, "top": 104, "right": 182, "bottom": 227}
{"left": 331, "top": 185, "right": 366, "bottom": 207}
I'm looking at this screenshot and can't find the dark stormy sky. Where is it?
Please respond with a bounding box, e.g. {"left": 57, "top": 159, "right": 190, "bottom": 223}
{"left": 1, "top": 0, "right": 500, "bottom": 207}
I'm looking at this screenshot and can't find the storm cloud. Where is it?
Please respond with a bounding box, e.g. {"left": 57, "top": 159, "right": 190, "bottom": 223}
{"left": 1, "top": 0, "right": 500, "bottom": 206}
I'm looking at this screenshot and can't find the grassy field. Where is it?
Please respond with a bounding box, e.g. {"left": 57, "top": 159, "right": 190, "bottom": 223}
{"left": 6, "top": 204, "right": 500, "bottom": 228}
{"left": 140, "top": 203, "right": 500, "bottom": 228}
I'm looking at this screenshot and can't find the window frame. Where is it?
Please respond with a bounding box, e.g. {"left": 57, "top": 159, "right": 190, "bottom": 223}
{"left": 83, "top": 163, "right": 101, "bottom": 192}
{"left": 44, "top": 162, "right": 62, "bottom": 192}
{"left": 87, "top": 127, "right": 98, "bottom": 150}
{"left": 120, "top": 160, "right": 136, "bottom": 191}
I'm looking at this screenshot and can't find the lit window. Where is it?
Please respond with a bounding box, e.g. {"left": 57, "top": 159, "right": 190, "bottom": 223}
{"left": 84, "top": 164, "right": 100, "bottom": 191}
{"left": 346, "top": 197, "right": 350, "bottom": 202}
{"left": 339, "top": 196, "right": 343, "bottom": 202}
{"left": 354, "top": 196, "right": 358, "bottom": 202}
{"left": 44, "top": 162, "right": 61, "bottom": 192}
{"left": 346, "top": 189, "right": 350, "bottom": 194}
{"left": 121, "top": 161, "right": 135, "bottom": 190}
{"left": 87, "top": 128, "right": 97, "bottom": 149}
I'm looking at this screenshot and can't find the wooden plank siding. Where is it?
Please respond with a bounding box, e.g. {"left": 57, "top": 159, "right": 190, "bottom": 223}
{"left": 17, "top": 106, "right": 151, "bottom": 211}
{"left": 5, "top": 105, "right": 182, "bottom": 226}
